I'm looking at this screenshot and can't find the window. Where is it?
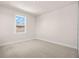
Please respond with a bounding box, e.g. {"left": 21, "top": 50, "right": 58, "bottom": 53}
{"left": 16, "top": 15, "right": 26, "bottom": 33}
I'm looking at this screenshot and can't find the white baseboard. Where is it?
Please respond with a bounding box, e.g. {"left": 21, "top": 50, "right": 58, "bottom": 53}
{"left": 35, "top": 38, "right": 77, "bottom": 49}
{"left": 0, "top": 38, "right": 77, "bottom": 50}
{"left": 0, "top": 39, "right": 32, "bottom": 47}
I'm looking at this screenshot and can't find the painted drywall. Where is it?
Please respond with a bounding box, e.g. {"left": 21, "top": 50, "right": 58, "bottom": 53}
{"left": 77, "top": 2, "right": 79, "bottom": 57}
{"left": 0, "top": 5, "right": 36, "bottom": 45}
{"left": 35, "top": 3, "right": 78, "bottom": 49}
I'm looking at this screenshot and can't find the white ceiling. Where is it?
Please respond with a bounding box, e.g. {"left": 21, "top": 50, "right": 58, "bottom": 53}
{"left": 0, "top": 1, "right": 76, "bottom": 15}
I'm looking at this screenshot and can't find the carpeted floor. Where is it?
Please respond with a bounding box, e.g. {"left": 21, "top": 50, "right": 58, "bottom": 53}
{"left": 0, "top": 39, "right": 77, "bottom": 58}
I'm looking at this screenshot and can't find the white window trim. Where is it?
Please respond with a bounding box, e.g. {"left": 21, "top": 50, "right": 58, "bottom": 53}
{"left": 15, "top": 15, "right": 27, "bottom": 34}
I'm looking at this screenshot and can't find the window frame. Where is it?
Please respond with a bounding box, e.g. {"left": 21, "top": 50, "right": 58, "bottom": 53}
{"left": 15, "top": 15, "right": 26, "bottom": 34}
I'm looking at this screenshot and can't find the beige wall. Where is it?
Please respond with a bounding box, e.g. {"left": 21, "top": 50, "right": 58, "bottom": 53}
{"left": 0, "top": 5, "right": 36, "bottom": 45}
{"left": 35, "top": 3, "right": 78, "bottom": 49}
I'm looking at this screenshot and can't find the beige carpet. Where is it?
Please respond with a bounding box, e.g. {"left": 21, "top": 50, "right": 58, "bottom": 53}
{"left": 0, "top": 39, "right": 77, "bottom": 58}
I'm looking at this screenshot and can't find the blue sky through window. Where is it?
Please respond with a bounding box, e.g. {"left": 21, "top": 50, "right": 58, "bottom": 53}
{"left": 16, "top": 16, "right": 25, "bottom": 25}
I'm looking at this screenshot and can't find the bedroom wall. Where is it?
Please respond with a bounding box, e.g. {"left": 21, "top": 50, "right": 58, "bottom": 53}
{"left": 0, "top": 5, "right": 36, "bottom": 45}
{"left": 78, "top": 1, "right": 79, "bottom": 57}
{"left": 35, "top": 3, "right": 78, "bottom": 49}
